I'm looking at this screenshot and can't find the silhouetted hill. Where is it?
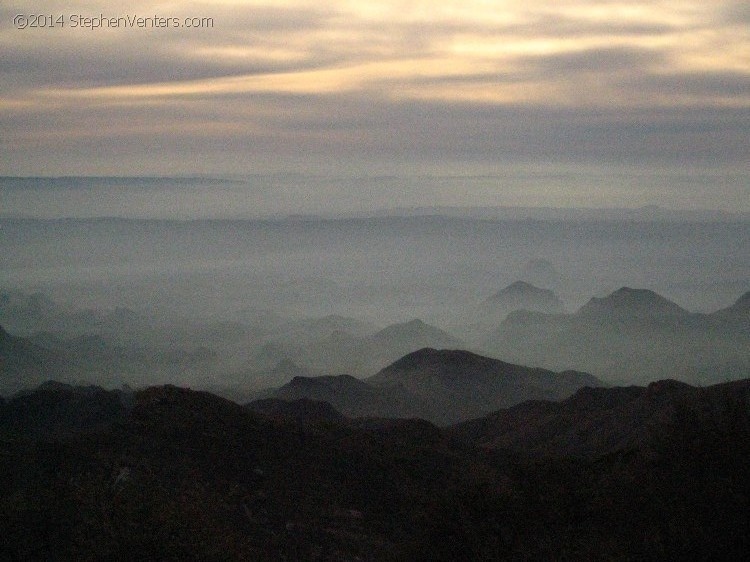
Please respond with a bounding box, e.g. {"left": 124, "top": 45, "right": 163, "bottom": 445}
{"left": 728, "top": 290, "right": 750, "bottom": 313}
{"left": 0, "top": 291, "right": 61, "bottom": 335}
{"left": 293, "top": 329, "right": 369, "bottom": 374}
{"left": 451, "top": 378, "right": 750, "bottom": 458}
{"left": 0, "top": 381, "right": 130, "bottom": 438}
{"left": 271, "top": 373, "right": 423, "bottom": 419}
{"left": 277, "top": 374, "right": 373, "bottom": 403}
{"left": 296, "top": 314, "right": 379, "bottom": 338}
{"left": 372, "top": 319, "right": 461, "bottom": 350}
{"left": 1, "top": 380, "right": 749, "bottom": 560}
{"left": 0, "top": 291, "right": 155, "bottom": 345}
{"left": 263, "top": 315, "right": 379, "bottom": 350}
{"left": 577, "top": 287, "right": 689, "bottom": 320}
{"left": 370, "top": 348, "right": 599, "bottom": 424}
{"left": 247, "top": 398, "right": 346, "bottom": 425}
{"left": 266, "top": 349, "right": 598, "bottom": 425}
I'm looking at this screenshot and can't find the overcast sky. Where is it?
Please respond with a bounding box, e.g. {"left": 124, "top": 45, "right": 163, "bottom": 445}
{"left": 1, "top": 1, "right": 748, "bottom": 209}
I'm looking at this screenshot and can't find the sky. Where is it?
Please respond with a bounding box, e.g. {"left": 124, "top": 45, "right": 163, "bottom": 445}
{"left": 1, "top": 1, "right": 748, "bottom": 209}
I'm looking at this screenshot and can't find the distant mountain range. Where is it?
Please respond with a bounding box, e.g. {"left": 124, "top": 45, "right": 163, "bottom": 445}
{"left": 483, "top": 287, "right": 750, "bottom": 385}
{"left": 370, "top": 204, "right": 750, "bottom": 222}
{"left": 0, "top": 323, "right": 215, "bottom": 395}
{"left": 2, "top": 286, "right": 749, "bottom": 395}
{"left": 261, "top": 348, "right": 599, "bottom": 425}
{"left": 261, "top": 318, "right": 464, "bottom": 378}
{"left": 451, "top": 280, "right": 566, "bottom": 343}
{"left": 0, "top": 325, "right": 75, "bottom": 393}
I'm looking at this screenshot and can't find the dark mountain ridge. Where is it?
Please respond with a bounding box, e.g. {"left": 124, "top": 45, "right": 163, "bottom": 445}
{"left": 265, "top": 348, "right": 600, "bottom": 425}
{"left": 1, "top": 378, "right": 749, "bottom": 560}
{"left": 451, "top": 377, "right": 750, "bottom": 459}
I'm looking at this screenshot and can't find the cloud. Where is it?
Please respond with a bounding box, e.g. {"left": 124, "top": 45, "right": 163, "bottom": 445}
{"left": 0, "top": 0, "right": 748, "bottom": 176}
{"left": 622, "top": 71, "right": 750, "bottom": 100}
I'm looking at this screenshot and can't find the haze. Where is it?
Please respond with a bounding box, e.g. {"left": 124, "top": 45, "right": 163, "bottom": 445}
{"left": 1, "top": 1, "right": 748, "bottom": 392}
{"left": 1, "top": 1, "right": 748, "bottom": 202}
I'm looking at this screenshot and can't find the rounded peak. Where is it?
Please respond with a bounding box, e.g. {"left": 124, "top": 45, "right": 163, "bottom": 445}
{"left": 288, "top": 375, "right": 319, "bottom": 387}
{"left": 506, "top": 280, "right": 537, "bottom": 290}
{"left": 375, "top": 319, "right": 454, "bottom": 339}
{"left": 377, "top": 347, "right": 501, "bottom": 374}
{"left": 288, "top": 374, "right": 362, "bottom": 387}
{"left": 579, "top": 287, "right": 686, "bottom": 317}
{"left": 401, "top": 318, "right": 428, "bottom": 328}
{"left": 493, "top": 281, "right": 552, "bottom": 296}
{"left": 379, "top": 318, "right": 426, "bottom": 330}
{"left": 486, "top": 282, "right": 563, "bottom": 314}
{"left": 248, "top": 398, "right": 345, "bottom": 423}
{"left": 612, "top": 286, "right": 658, "bottom": 297}
{"left": 645, "top": 379, "right": 693, "bottom": 396}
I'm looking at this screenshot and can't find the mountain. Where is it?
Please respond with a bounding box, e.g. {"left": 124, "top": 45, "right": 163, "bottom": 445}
{"left": 261, "top": 315, "right": 379, "bottom": 351}
{"left": 1, "top": 323, "right": 219, "bottom": 394}
{"left": 0, "top": 291, "right": 155, "bottom": 344}
{"left": 0, "top": 291, "right": 62, "bottom": 335}
{"left": 576, "top": 286, "right": 689, "bottom": 320}
{"left": 518, "top": 258, "right": 564, "bottom": 289}
{"left": 451, "top": 378, "right": 750, "bottom": 458}
{"left": 287, "top": 314, "right": 379, "bottom": 339}
{"left": 0, "top": 381, "right": 131, "bottom": 437}
{"left": 275, "top": 374, "right": 374, "bottom": 405}
{"left": 462, "top": 281, "right": 564, "bottom": 337}
{"left": 293, "top": 329, "right": 371, "bottom": 375}
{"left": 369, "top": 348, "right": 599, "bottom": 424}
{"left": 372, "top": 319, "right": 461, "bottom": 351}
{"left": 270, "top": 373, "right": 422, "bottom": 419}
{"left": 0, "top": 324, "right": 75, "bottom": 394}
{"left": 272, "top": 318, "right": 464, "bottom": 377}
{"left": 1, "top": 380, "right": 748, "bottom": 560}
{"left": 451, "top": 280, "right": 565, "bottom": 345}
{"left": 263, "top": 348, "right": 599, "bottom": 425}
{"left": 247, "top": 397, "right": 346, "bottom": 424}
{"left": 711, "top": 290, "right": 750, "bottom": 327}
{"left": 487, "top": 281, "right": 563, "bottom": 315}
{"left": 483, "top": 287, "right": 750, "bottom": 385}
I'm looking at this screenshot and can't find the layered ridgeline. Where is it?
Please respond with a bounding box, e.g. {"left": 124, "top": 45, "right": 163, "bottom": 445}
{"left": 0, "top": 325, "right": 77, "bottom": 394}
{"left": 3, "top": 286, "right": 749, "bottom": 395}
{"left": 1, "top": 379, "right": 748, "bottom": 560}
{"left": 262, "top": 348, "right": 599, "bottom": 425}
{"left": 1, "top": 290, "right": 467, "bottom": 391}
{"left": 485, "top": 281, "right": 564, "bottom": 317}
{"left": 457, "top": 281, "right": 565, "bottom": 341}
{"left": 0, "top": 323, "right": 215, "bottom": 395}
{"left": 483, "top": 287, "right": 750, "bottom": 385}
{"left": 278, "top": 319, "right": 464, "bottom": 377}
{"left": 450, "top": 378, "right": 750, "bottom": 458}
